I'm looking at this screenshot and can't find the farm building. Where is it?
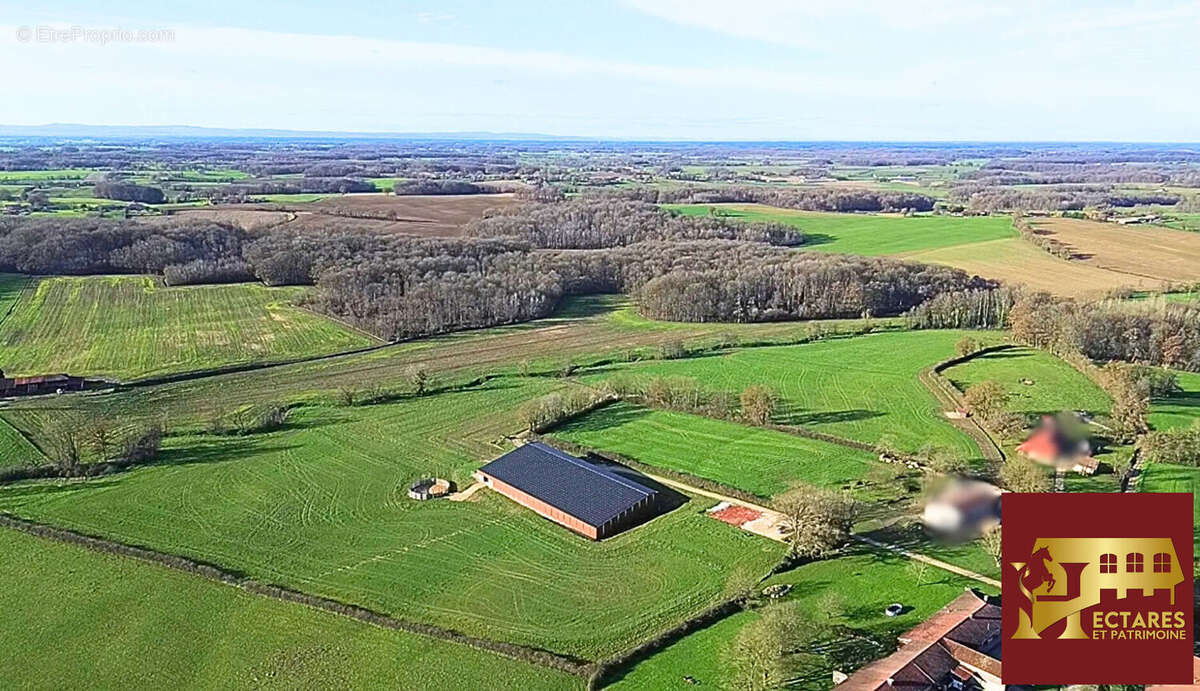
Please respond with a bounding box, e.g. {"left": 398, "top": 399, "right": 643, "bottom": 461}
{"left": 1017, "top": 415, "right": 1096, "bottom": 475}
{"left": 922, "top": 480, "right": 1001, "bottom": 536}
{"left": 475, "top": 442, "right": 661, "bottom": 540}
{"left": 837, "top": 590, "right": 1001, "bottom": 691}
{"left": 0, "top": 370, "right": 89, "bottom": 397}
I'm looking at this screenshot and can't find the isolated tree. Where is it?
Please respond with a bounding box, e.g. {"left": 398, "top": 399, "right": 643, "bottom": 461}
{"left": 727, "top": 610, "right": 787, "bottom": 691}
{"left": 658, "top": 339, "right": 686, "bottom": 360}
{"left": 86, "top": 419, "right": 115, "bottom": 462}
{"left": 1100, "top": 363, "right": 1149, "bottom": 442}
{"left": 1000, "top": 456, "right": 1051, "bottom": 493}
{"left": 46, "top": 422, "right": 83, "bottom": 473}
{"left": 406, "top": 365, "right": 429, "bottom": 395}
{"left": 336, "top": 386, "right": 357, "bottom": 406}
{"left": 774, "top": 485, "right": 857, "bottom": 559}
{"left": 741, "top": 385, "right": 778, "bottom": 426}
{"left": 981, "top": 525, "right": 1003, "bottom": 569}
{"left": 963, "top": 380, "right": 1008, "bottom": 423}
{"left": 955, "top": 336, "right": 979, "bottom": 358}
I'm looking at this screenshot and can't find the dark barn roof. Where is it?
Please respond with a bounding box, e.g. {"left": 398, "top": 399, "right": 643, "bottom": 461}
{"left": 479, "top": 442, "right": 657, "bottom": 527}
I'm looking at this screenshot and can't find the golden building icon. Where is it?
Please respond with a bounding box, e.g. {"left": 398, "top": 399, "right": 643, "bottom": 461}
{"left": 1008, "top": 537, "right": 1183, "bottom": 640}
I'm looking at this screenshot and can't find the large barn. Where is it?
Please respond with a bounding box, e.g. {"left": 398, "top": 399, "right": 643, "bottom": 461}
{"left": 475, "top": 442, "right": 660, "bottom": 540}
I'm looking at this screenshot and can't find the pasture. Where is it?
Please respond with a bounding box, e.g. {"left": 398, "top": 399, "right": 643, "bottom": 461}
{"left": 0, "top": 273, "right": 31, "bottom": 322}
{"left": 1139, "top": 463, "right": 1200, "bottom": 542}
{"left": 901, "top": 238, "right": 1157, "bottom": 297}
{"left": 663, "top": 203, "right": 1016, "bottom": 255}
{"left": 0, "top": 528, "right": 580, "bottom": 690}
{"left": 942, "top": 346, "right": 1112, "bottom": 418}
{"left": 0, "top": 381, "right": 782, "bottom": 660}
{"left": 609, "top": 547, "right": 989, "bottom": 689}
{"left": 0, "top": 296, "right": 910, "bottom": 436}
{"left": 0, "top": 276, "right": 375, "bottom": 380}
{"left": 550, "top": 402, "right": 881, "bottom": 498}
{"left": 0, "top": 418, "right": 44, "bottom": 469}
{"left": 1033, "top": 217, "right": 1200, "bottom": 284}
{"left": 584, "top": 330, "right": 989, "bottom": 458}
{"left": 1150, "top": 370, "right": 1200, "bottom": 431}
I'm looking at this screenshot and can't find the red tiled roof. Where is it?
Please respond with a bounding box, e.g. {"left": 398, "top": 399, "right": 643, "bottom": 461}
{"left": 1017, "top": 425, "right": 1068, "bottom": 461}
{"left": 839, "top": 591, "right": 988, "bottom": 690}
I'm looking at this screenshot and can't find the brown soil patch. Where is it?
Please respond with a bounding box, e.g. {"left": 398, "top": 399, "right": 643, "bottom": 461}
{"left": 146, "top": 209, "right": 293, "bottom": 231}
{"left": 1032, "top": 217, "right": 1200, "bottom": 284}
{"left": 901, "top": 238, "right": 1163, "bottom": 298}
{"left": 155, "top": 194, "right": 518, "bottom": 237}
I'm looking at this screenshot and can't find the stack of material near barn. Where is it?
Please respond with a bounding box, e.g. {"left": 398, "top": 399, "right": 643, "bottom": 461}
{"left": 475, "top": 442, "right": 659, "bottom": 540}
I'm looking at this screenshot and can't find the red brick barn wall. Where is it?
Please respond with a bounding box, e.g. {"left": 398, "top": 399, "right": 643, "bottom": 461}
{"left": 480, "top": 473, "right": 600, "bottom": 539}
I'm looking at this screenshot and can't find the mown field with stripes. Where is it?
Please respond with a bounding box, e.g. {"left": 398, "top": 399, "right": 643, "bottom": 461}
{"left": 0, "top": 275, "right": 376, "bottom": 380}
{"left": 579, "top": 330, "right": 998, "bottom": 459}
{"left": 0, "top": 379, "right": 781, "bottom": 660}
{"left": 0, "top": 528, "right": 581, "bottom": 690}
{"left": 551, "top": 402, "right": 882, "bottom": 498}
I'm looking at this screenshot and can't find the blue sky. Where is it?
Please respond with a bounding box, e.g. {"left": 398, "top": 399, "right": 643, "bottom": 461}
{"left": 2, "top": 0, "right": 1198, "bottom": 140}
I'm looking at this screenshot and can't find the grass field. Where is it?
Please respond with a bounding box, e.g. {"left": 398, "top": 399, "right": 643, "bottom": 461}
{"left": 0, "top": 381, "right": 782, "bottom": 660}
{"left": 0, "top": 528, "right": 581, "bottom": 690}
{"left": 1150, "top": 370, "right": 1200, "bottom": 431}
{"left": 1139, "top": 463, "right": 1200, "bottom": 543}
{"left": 609, "top": 547, "right": 990, "bottom": 689}
{"left": 663, "top": 203, "right": 1016, "bottom": 255}
{"left": 0, "top": 297, "right": 915, "bottom": 438}
{"left": 0, "top": 273, "right": 31, "bottom": 322}
{"left": 0, "top": 276, "right": 376, "bottom": 380}
{"left": 551, "top": 403, "right": 882, "bottom": 498}
{"left": 901, "top": 238, "right": 1159, "bottom": 297}
{"left": 0, "top": 168, "right": 94, "bottom": 183}
{"left": 942, "top": 347, "right": 1112, "bottom": 417}
{"left": 0, "top": 418, "right": 44, "bottom": 469}
{"left": 583, "top": 330, "right": 990, "bottom": 458}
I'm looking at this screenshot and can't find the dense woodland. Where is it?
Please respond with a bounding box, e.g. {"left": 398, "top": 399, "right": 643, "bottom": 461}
{"left": 595, "top": 185, "right": 936, "bottom": 213}
{"left": 469, "top": 199, "right": 803, "bottom": 248}
{"left": 0, "top": 198, "right": 985, "bottom": 341}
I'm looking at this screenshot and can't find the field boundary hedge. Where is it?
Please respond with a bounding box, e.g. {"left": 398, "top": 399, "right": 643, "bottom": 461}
{"left": 924, "top": 343, "right": 1015, "bottom": 466}
{"left": 124, "top": 340, "right": 397, "bottom": 388}
{"left": 0, "top": 514, "right": 594, "bottom": 677}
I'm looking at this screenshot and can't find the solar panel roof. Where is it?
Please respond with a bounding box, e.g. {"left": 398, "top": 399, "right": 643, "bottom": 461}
{"left": 478, "top": 442, "right": 657, "bottom": 527}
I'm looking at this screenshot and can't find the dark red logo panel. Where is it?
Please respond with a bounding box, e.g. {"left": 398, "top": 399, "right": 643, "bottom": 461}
{"left": 1002, "top": 493, "right": 1194, "bottom": 685}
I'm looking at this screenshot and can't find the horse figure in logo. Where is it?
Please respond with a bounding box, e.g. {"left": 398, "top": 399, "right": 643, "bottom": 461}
{"left": 1019, "top": 546, "right": 1056, "bottom": 594}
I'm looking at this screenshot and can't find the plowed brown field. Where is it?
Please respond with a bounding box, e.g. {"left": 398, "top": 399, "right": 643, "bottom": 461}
{"left": 1032, "top": 217, "right": 1200, "bottom": 284}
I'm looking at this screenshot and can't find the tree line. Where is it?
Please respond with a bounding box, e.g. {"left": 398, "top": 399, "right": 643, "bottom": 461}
{"left": 589, "top": 185, "right": 936, "bottom": 213}
{"left": 0, "top": 212, "right": 991, "bottom": 343}
{"left": 468, "top": 199, "right": 804, "bottom": 249}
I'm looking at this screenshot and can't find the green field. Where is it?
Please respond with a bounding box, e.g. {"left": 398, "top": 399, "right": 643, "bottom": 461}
{"left": 1150, "top": 370, "right": 1200, "bottom": 431}
{"left": 0, "top": 381, "right": 781, "bottom": 660}
{"left": 259, "top": 193, "right": 341, "bottom": 203}
{"left": 583, "top": 331, "right": 989, "bottom": 458}
{"left": 610, "top": 547, "right": 991, "bottom": 689}
{"left": 0, "top": 276, "right": 376, "bottom": 380}
{"left": 551, "top": 402, "right": 880, "bottom": 498}
{"left": 943, "top": 346, "right": 1112, "bottom": 417}
{"left": 1140, "top": 463, "right": 1200, "bottom": 542}
{"left": 0, "top": 168, "right": 95, "bottom": 183}
{"left": 0, "top": 418, "right": 44, "bottom": 469}
{"left": 0, "top": 528, "right": 580, "bottom": 690}
{"left": 663, "top": 203, "right": 1017, "bottom": 256}
{"left": 0, "top": 273, "right": 30, "bottom": 322}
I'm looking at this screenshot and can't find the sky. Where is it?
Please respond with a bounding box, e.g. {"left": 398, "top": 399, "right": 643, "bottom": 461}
{"left": 1, "top": 0, "right": 1198, "bottom": 140}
